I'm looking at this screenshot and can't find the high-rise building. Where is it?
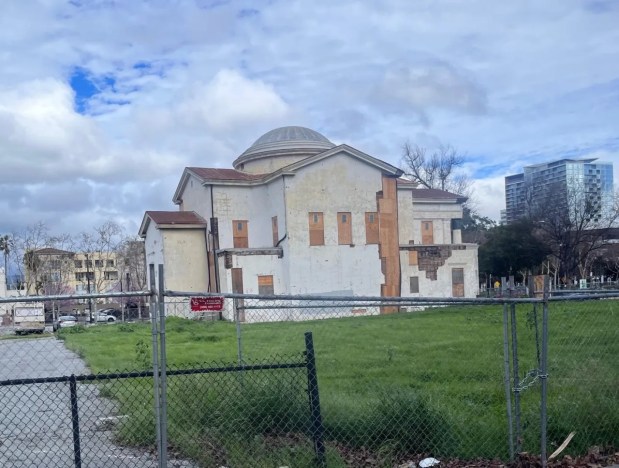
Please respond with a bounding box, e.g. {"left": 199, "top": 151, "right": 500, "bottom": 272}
{"left": 504, "top": 158, "right": 614, "bottom": 224}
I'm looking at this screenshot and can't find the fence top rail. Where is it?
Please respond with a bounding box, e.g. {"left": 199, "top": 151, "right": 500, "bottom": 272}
{"left": 0, "top": 361, "right": 307, "bottom": 387}
{"left": 0, "top": 290, "right": 152, "bottom": 305}
{"left": 164, "top": 290, "right": 546, "bottom": 304}
{"left": 547, "top": 292, "right": 619, "bottom": 302}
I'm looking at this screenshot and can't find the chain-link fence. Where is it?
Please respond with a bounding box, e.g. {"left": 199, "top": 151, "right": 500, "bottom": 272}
{"left": 1, "top": 287, "right": 618, "bottom": 467}
{"left": 164, "top": 290, "right": 619, "bottom": 467}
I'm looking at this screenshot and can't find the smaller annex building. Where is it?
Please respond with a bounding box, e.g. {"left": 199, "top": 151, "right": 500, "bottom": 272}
{"left": 139, "top": 126, "right": 479, "bottom": 304}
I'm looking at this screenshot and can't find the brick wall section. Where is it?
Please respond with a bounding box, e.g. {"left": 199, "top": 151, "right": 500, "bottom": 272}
{"left": 409, "top": 245, "right": 466, "bottom": 280}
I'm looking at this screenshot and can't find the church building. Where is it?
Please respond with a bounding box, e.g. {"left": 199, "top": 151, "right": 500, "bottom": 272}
{"left": 139, "top": 126, "right": 478, "bottom": 301}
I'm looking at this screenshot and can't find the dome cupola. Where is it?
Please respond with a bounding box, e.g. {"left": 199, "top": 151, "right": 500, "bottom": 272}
{"left": 233, "top": 126, "right": 335, "bottom": 173}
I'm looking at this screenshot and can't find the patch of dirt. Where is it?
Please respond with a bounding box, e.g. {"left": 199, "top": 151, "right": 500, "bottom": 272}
{"left": 330, "top": 444, "right": 619, "bottom": 467}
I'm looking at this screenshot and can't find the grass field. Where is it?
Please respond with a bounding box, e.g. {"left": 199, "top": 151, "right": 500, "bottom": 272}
{"left": 58, "top": 299, "right": 618, "bottom": 467}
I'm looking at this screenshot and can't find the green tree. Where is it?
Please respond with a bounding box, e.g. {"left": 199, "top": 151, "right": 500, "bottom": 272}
{"left": 479, "top": 219, "right": 551, "bottom": 281}
{"left": 461, "top": 207, "right": 496, "bottom": 244}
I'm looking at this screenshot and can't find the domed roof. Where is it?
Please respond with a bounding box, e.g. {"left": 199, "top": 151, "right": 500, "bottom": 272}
{"left": 251, "top": 126, "right": 333, "bottom": 148}
{"left": 233, "top": 126, "right": 335, "bottom": 170}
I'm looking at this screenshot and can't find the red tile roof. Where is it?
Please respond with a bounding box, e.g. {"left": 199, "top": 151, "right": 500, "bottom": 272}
{"left": 145, "top": 211, "right": 207, "bottom": 226}
{"left": 188, "top": 167, "right": 267, "bottom": 181}
{"left": 411, "top": 188, "right": 467, "bottom": 201}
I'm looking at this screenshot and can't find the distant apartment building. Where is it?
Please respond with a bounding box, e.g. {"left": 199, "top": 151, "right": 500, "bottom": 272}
{"left": 25, "top": 248, "right": 125, "bottom": 296}
{"left": 504, "top": 158, "right": 614, "bottom": 224}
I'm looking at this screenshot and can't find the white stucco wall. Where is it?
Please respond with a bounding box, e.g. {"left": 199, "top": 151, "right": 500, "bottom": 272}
{"left": 221, "top": 254, "right": 285, "bottom": 295}
{"left": 412, "top": 202, "right": 462, "bottom": 244}
{"left": 400, "top": 246, "right": 479, "bottom": 298}
{"left": 283, "top": 152, "right": 385, "bottom": 295}
{"left": 240, "top": 155, "right": 307, "bottom": 174}
{"left": 162, "top": 229, "right": 208, "bottom": 292}
{"left": 144, "top": 221, "right": 165, "bottom": 289}
{"left": 398, "top": 189, "right": 415, "bottom": 243}
{"left": 179, "top": 174, "right": 212, "bottom": 221}
{"left": 212, "top": 185, "right": 276, "bottom": 249}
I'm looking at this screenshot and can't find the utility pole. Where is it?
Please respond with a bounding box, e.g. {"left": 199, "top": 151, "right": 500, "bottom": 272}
{"left": 86, "top": 253, "right": 93, "bottom": 323}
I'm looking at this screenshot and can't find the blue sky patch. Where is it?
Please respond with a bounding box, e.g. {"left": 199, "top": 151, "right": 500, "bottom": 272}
{"left": 69, "top": 67, "right": 117, "bottom": 114}
{"left": 70, "top": 67, "right": 98, "bottom": 113}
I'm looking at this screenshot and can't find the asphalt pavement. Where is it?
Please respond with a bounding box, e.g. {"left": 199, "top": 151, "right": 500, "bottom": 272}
{"left": 0, "top": 335, "right": 193, "bottom": 467}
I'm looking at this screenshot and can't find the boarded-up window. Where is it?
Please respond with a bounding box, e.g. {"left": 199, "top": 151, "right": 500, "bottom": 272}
{"left": 421, "top": 221, "right": 434, "bottom": 244}
{"left": 408, "top": 250, "right": 418, "bottom": 266}
{"left": 232, "top": 268, "right": 245, "bottom": 321}
{"left": 410, "top": 276, "right": 419, "bottom": 293}
{"left": 365, "top": 212, "right": 379, "bottom": 244}
{"left": 232, "top": 268, "right": 244, "bottom": 293}
{"left": 308, "top": 212, "right": 324, "bottom": 246}
{"left": 258, "top": 275, "right": 274, "bottom": 295}
{"left": 452, "top": 268, "right": 464, "bottom": 297}
{"left": 233, "top": 220, "right": 248, "bottom": 248}
{"left": 272, "top": 216, "right": 278, "bottom": 246}
{"left": 338, "top": 212, "right": 352, "bottom": 245}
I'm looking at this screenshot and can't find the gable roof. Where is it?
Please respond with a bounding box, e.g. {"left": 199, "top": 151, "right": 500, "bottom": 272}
{"left": 173, "top": 144, "right": 403, "bottom": 204}
{"left": 139, "top": 211, "right": 207, "bottom": 237}
{"left": 411, "top": 188, "right": 467, "bottom": 203}
{"left": 188, "top": 168, "right": 267, "bottom": 182}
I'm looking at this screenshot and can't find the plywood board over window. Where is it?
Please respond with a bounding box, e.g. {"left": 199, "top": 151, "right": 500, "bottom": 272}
{"left": 258, "top": 275, "right": 274, "bottom": 295}
{"left": 232, "top": 220, "right": 248, "bottom": 248}
{"left": 272, "top": 216, "right": 278, "bottom": 246}
{"left": 338, "top": 212, "right": 352, "bottom": 245}
{"left": 365, "top": 212, "right": 379, "bottom": 244}
{"left": 232, "top": 268, "right": 245, "bottom": 321}
{"left": 452, "top": 268, "right": 464, "bottom": 297}
{"left": 308, "top": 212, "right": 324, "bottom": 246}
{"left": 421, "top": 221, "right": 434, "bottom": 244}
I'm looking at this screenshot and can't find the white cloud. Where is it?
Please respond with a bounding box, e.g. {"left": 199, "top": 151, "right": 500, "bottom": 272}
{"left": 0, "top": 0, "right": 617, "bottom": 233}
{"left": 181, "top": 69, "right": 291, "bottom": 132}
{"left": 375, "top": 61, "right": 486, "bottom": 120}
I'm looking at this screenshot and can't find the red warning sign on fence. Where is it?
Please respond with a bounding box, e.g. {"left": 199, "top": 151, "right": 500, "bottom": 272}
{"left": 190, "top": 296, "right": 224, "bottom": 312}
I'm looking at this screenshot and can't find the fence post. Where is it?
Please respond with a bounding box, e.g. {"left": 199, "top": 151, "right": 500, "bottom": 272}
{"left": 157, "top": 264, "right": 168, "bottom": 468}
{"left": 540, "top": 294, "right": 549, "bottom": 467}
{"left": 502, "top": 303, "right": 515, "bottom": 461}
{"left": 234, "top": 298, "right": 243, "bottom": 365}
{"left": 510, "top": 303, "right": 522, "bottom": 453}
{"left": 304, "top": 332, "right": 326, "bottom": 467}
{"left": 148, "top": 264, "right": 162, "bottom": 468}
{"left": 69, "top": 374, "right": 82, "bottom": 468}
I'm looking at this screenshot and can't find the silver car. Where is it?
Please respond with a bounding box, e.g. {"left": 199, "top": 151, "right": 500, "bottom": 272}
{"left": 96, "top": 312, "right": 117, "bottom": 323}
{"left": 53, "top": 315, "right": 78, "bottom": 331}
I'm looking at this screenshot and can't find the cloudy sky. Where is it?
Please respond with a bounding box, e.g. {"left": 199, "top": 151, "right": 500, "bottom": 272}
{"left": 1, "top": 0, "right": 618, "bottom": 236}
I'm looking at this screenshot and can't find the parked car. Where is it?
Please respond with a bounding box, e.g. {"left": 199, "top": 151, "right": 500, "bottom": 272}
{"left": 53, "top": 315, "right": 78, "bottom": 331}
{"left": 96, "top": 312, "right": 117, "bottom": 323}
{"left": 99, "top": 308, "right": 122, "bottom": 318}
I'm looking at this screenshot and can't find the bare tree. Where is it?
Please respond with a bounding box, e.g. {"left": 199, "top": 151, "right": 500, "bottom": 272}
{"left": 117, "top": 237, "right": 147, "bottom": 292}
{"left": 9, "top": 222, "right": 52, "bottom": 295}
{"left": 76, "top": 220, "right": 125, "bottom": 295}
{"left": 401, "top": 141, "right": 478, "bottom": 222}
{"left": 530, "top": 183, "right": 619, "bottom": 282}
{"left": 401, "top": 143, "right": 473, "bottom": 196}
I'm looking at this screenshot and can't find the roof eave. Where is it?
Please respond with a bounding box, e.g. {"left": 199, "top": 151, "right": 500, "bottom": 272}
{"left": 156, "top": 223, "right": 207, "bottom": 230}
